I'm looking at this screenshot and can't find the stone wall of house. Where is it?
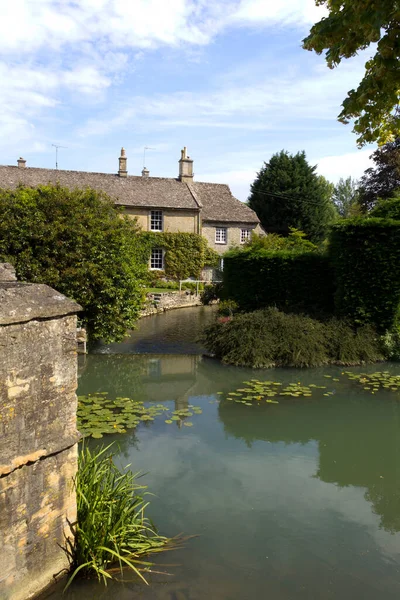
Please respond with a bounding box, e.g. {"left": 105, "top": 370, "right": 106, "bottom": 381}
{"left": 201, "top": 222, "right": 259, "bottom": 254}
{"left": 0, "top": 265, "right": 81, "bottom": 600}
{"left": 124, "top": 207, "right": 199, "bottom": 234}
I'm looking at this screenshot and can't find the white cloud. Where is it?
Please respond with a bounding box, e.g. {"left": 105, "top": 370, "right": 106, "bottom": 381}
{"left": 0, "top": 0, "right": 323, "bottom": 56}
{"left": 231, "top": 0, "right": 327, "bottom": 27}
{"left": 315, "top": 150, "right": 373, "bottom": 183}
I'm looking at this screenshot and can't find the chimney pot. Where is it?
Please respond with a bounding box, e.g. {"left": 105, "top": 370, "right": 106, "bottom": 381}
{"left": 118, "top": 147, "right": 128, "bottom": 177}
{"left": 17, "top": 157, "right": 26, "bottom": 168}
{"left": 142, "top": 167, "right": 150, "bottom": 177}
{"left": 178, "top": 146, "right": 193, "bottom": 183}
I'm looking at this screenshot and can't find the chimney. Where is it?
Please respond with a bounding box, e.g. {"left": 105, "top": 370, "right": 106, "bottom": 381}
{"left": 178, "top": 146, "right": 193, "bottom": 183}
{"left": 118, "top": 147, "right": 127, "bottom": 177}
{"left": 142, "top": 167, "right": 149, "bottom": 177}
{"left": 17, "top": 157, "right": 26, "bottom": 168}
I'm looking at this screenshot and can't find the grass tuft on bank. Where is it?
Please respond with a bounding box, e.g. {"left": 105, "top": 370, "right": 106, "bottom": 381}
{"left": 64, "top": 444, "right": 179, "bottom": 590}
{"left": 201, "top": 307, "right": 385, "bottom": 368}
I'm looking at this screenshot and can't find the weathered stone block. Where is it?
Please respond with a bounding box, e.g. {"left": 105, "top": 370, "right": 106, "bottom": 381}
{"left": 0, "top": 445, "right": 77, "bottom": 600}
{"left": 0, "top": 274, "right": 81, "bottom": 600}
{"left": 0, "top": 315, "right": 79, "bottom": 475}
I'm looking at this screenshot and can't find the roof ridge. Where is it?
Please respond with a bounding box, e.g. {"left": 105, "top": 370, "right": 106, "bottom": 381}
{"left": 185, "top": 182, "right": 203, "bottom": 209}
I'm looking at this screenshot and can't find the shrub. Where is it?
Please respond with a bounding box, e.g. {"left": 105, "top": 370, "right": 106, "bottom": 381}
{"left": 381, "top": 326, "right": 400, "bottom": 361}
{"left": 0, "top": 184, "right": 148, "bottom": 341}
{"left": 329, "top": 218, "right": 400, "bottom": 331}
{"left": 222, "top": 248, "right": 334, "bottom": 316}
{"left": 65, "top": 444, "right": 176, "bottom": 589}
{"left": 218, "top": 300, "right": 238, "bottom": 316}
{"left": 245, "top": 228, "right": 317, "bottom": 252}
{"left": 201, "top": 282, "right": 223, "bottom": 305}
{"left": 370, "top": 195, "right": 400, "bottom": 220}
{"left": 201, "top": 307, "right": 384, "bottom": 368}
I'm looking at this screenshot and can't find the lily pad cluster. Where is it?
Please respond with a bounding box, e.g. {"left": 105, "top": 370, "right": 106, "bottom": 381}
{"left": 165, "top": 405, "right": 202, "bottom": 427}
{"left": 77, "top": 394, "right": 202, "bottom": 438}
{"left": 218, "top": 379, "right": 332, "bottom": 405}
{"left": 343, "top": 371, "right": 400, "bottom": 394}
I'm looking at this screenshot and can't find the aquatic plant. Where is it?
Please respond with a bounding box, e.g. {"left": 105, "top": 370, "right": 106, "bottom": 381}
{"left": 65, "top": 444, "right": 179, "bottom": 590}
{"left": 343, "top": 371, "right": 400, "bottom": 395}
{"left": 77, "top": 393, "right": 203, "bottom": 438}
{"left": 220, "top": 379, "right": 332, "bottom": 405}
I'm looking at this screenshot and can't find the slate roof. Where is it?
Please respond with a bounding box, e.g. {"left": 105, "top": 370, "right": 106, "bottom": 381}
{"left": 0, "top": 165, "right": 259, "bottom": 224}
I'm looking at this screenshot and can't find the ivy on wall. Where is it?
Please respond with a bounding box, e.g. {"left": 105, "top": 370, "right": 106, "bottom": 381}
{"left": 139, "top": 232, "right": 219, "bottom": 280}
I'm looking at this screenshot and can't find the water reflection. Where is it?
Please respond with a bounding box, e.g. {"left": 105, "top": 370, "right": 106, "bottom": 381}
{"left": 78, "top": 352, "right": 400, "bottom": 536}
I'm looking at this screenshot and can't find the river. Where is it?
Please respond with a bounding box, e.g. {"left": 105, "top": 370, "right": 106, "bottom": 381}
{"left": 43, "top": 306, "right": 400, "bottom": 600}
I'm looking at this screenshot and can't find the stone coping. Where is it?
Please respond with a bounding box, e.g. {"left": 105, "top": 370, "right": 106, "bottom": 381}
{"left": 0, "top": 282, "right": 82, "bottom": 325}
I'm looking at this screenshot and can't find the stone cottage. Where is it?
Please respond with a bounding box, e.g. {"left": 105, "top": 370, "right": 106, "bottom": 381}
{"left": 0, "top": 148, "right": 261, "bottom": 272}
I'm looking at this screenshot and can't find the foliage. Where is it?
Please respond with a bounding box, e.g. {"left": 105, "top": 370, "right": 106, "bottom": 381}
{"left": 245, "top": 228, "right": 317, "bottom": 252}
{"left": 201, "top": 307, "right": 383, "bottom": 368}
{"left": 329, "top": 218, "right": 400, "bottom": 332}
{"left": 77, "top": 393, "right": 203, "bottom": 438}
{"left": 359, "top": 139, "right": 400, "bottom": 211}
{"left": 370, "top": 194, "right": 400, "bottom": 220}
{"left": 333, "top": 177, "right": 362, "bottom": 217}
{"left": 248, "top": 150, "right": 336, "bottom": 243}
{"left": 217, "top": 300, "right": 238, "bottom": 317}
{"left": 303, "top": 1, "right": 400, "bottom": 146}
{"left": 140, "top": 232, "right": 219, "bottom": 281}
{"left": 65, "top": 444, "right": 176, "bottom": 589}
{"left": 200, "top": 282, "right": 223, "bottom": 305}
{"left": 222, "top": 247, "right": 334, "bottom": 316}
{"left": 0, "top": 184, "right": 148, "bottom": 342}
{"left": 380, "top": 327, "right": 400, "bottom": 361}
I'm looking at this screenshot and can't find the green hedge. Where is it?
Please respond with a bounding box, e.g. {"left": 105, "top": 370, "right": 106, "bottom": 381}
{"left": 222, "top": 248, "right": 334, "bottom": 316}
{"left": 139, "top": 232, "right": 219, "bottom": 280}
{"left": 329, "top": 218, "right": 400, "bottom": 331}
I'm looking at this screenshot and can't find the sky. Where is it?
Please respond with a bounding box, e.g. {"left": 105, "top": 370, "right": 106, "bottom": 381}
{"left": 0, "top": 0, "right": 376, "bottom": 201}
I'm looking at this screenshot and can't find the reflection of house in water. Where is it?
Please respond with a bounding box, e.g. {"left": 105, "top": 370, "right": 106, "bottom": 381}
{"left": 143, "top": 355, "right": 201, "bottom": 427}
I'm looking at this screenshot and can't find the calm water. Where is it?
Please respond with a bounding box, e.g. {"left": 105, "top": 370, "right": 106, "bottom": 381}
{"left": 44, "top": 307, "right": 400, "bottom": 600}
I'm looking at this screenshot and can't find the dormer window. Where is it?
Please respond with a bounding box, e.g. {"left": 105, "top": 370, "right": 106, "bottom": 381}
{"left": 150, "top": 210, "right": 163, "bottom": 231}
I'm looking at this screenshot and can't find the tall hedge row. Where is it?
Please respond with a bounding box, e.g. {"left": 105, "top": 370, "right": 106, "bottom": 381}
{"left": 223, "top": 249, "right": 334, "bottom": 315}
{"left": 329, "top": 218, "right": 400, "bottom": 331}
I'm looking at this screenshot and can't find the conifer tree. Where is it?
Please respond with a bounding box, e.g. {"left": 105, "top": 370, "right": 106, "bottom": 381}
{"left": 248, "top": 150, "right": 336, "bottom": 243}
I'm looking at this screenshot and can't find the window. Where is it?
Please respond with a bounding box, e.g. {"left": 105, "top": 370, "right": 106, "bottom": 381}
{"left": 150, "top": 248, "right": 164, "bottom": 270}
{"left": 150, "top": 210, "right": 163, "bottom": 231}
{"left": 240, "top": 229, "right": 251, "bottom": 244}
{"left": 215, "top": 227, "right": 227, "bottom": 244}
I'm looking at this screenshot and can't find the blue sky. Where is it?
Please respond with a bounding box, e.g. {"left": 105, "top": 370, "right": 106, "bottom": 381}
{"left": 0, "top": 0, "right": 374, "bottom": 201}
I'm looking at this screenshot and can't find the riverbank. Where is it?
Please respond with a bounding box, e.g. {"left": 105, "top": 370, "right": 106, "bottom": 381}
{"left": 141, "top": 291, "right": 202, "bottom": 317}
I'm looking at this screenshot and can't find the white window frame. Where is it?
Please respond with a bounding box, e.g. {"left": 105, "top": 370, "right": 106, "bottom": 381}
{"left": 215, "top": 227, "right": 227, "bottom": 244}
{"left": 150, "top": 248, "right": 164, "bottom": 270}
{"left": 240, "top": 228, "right": 251, "bottom": 244}
{"left": 150, "top": 210, "right": 163, "bottom": 232}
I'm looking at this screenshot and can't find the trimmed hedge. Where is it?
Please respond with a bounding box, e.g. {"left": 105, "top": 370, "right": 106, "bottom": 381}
{"left": 139, "top": 232, "right": 219, "bottom": 280}
{"left": 329, "top": 218, "right": 400, "bottom": 332}
{"left": 222, "top": 248, "right": 334, "bottom": 316}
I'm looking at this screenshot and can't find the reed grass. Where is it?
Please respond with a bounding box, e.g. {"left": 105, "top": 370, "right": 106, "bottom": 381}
{"left": 64, "top": 444, "right": 177, "bottom": 590}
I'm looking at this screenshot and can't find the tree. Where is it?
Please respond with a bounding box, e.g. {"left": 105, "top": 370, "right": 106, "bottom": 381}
{"left": 370, "top": 192, "right": 400, "bottom": 219}
{"left": 303, "top": 1, "right": 400, "bottom": 147}
{"left": 359, "top": 138, "right": 400, "bottom": 210}
{"left": 248, "top": 150, "right": 336, "bottom": 243}
{"left": 0, "top": 184, "right": 148, "bottom": 341}
{"left": 333, "top": 176, "right": 361, "bottom": 217}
